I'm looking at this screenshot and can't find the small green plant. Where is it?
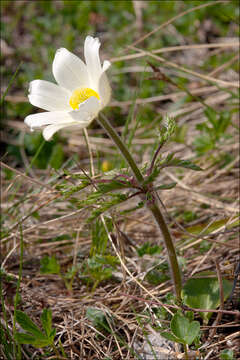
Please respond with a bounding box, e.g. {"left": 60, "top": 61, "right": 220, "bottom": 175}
{"left": 14, "top": 308, "right": 65, "bottom": 358}
{"left": 79, "top": 219, "right": 119, "bottom": 291}
{"left": 137, "top": 242, "right": 162, "bottom": 257}
{"left": 161, "top": 312, "right": 200, "bottom": 346}
{"left": 15, "top": 309, "right": 55, "bottom": 347}
{"left": 40, "top": 255, "right": 78, "bottom": 292}
{"left": 161, "top": 312, "right": 200, "bottom": 359}
{"left": 81, "top": 254, "right": 119, "bottom": 292}
{"left": 145, "top": 261, "right": 170, "bottom": 286}
{"left": 40, "top": 255, "right": 60, "bottom": 275}
{"left": 86, "top": 307, "right": 111, "bottom": 334}
{"left": 193, "top": 108, "right": 232, "bottom": 154}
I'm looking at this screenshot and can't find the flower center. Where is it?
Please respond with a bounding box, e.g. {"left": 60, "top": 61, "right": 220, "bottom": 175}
{"left": 69, "top": 87, "right": 100, "bottom": 110}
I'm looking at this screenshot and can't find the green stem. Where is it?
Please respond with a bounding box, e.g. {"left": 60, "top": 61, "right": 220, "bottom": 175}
{"left": 98, "top": 114, "right": 144, "bottom": 184}
{"left": 51, "top": 342, "right": 61, "bottom": 359}
{"left": 183, "top": 344, "right": 189, "bottom": 360}
{"left": 148, "top": 200, "right": 182, "bottom": 301}
{"left": 13, "top": 224, "right": 24, "bottom": 360}
{"left": 98, "top": 113, "right": 182, "bottom": 301}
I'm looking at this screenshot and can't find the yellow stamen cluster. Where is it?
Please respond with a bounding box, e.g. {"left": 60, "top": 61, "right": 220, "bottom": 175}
{"left": 69, "top": 88, "right": 100, "bottom": 110}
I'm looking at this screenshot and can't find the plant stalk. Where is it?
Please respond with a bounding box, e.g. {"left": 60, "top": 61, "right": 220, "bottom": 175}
{"left": 147, "top": 199, "right": 182, "bottom": 301}
{"left": 183, "top": 344, "right": 189, "bottom": 360}
{"left": 98, "top": 113, "right": 182, "bottom": 301}
{"left": 98, "top": 114, "right": 144, "bottom": 184}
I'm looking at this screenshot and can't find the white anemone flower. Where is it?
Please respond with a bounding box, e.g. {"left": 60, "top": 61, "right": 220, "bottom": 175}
{"left": 24, "top": 36, "right": 111, "bottom": 141}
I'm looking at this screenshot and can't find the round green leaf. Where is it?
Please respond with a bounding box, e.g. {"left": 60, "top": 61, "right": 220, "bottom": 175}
{"left": 182, "top": 277, "right": 233, "bottom": 323}
{"left": 170, "top": 313, "right": 200, "bottom": 345}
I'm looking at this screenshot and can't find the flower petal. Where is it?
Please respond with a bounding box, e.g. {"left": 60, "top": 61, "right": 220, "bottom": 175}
{"left": 98, "top": 61, "right": 111, "bottom": 107}
{"left": 52, "top": 48, "right": 89, "bottom": 92}
{"left": 24, "top": 111, "right": 75, "bottom": 129}
{"left": 28, "top": 80, "right": 71, "bottom": 111}
{"left": 43, "top": 123, "right": 75, "bottom": 141}
{"left": 69, "top": 96, "right": 100, "bottom": 122}
{"left": 102, "top": 60, "right": 111, "bottom": 72}
{"left": 84, "top": 36, "right": 102, "bottom": 90}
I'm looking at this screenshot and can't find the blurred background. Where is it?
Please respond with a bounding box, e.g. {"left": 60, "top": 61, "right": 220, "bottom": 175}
{"left": 1, "top": 0, "right": 239, "bottom": 171}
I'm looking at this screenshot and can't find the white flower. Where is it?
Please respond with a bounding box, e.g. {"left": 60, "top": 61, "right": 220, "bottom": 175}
{"left": 24, "top": 36, "right": 111, "bottom": 141}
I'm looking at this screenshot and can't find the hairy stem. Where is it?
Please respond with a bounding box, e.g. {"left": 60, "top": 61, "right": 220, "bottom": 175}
{"left": 98, "top": 114, "right": 144, "bottom": 184}
{"left": 98, "top": 113, "right": 182, "bottom": 301}
{"left": 183, "top": 344, "right": 189, "bottom": 360}
{"left": 147, "top": 198, "right": 182, "bottom": 300}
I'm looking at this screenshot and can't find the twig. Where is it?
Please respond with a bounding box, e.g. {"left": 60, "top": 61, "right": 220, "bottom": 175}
{"left": 111, "top": 42, "right": 239, "bottom": 63}
{"left": 129, "top": 45, "right": 239, "bottom": 88}
{"left": 229, "top": 262, "right": 240, "bottom": 301}
{"left": 0, "top": 161, "right": 55, "bottom": 191}
{"left": 203, "top": 331, "right": 240, "bottom": 349}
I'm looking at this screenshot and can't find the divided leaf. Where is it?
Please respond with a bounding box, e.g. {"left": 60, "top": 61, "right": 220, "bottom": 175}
{"left": 15, "top": 309, "right": 55, "bottom": 348}
{"left": 155, "top": 182, "right": 177, "bottom": 190}
{"left": 15, "top": 310, "right": 45, "bottom": 339}
{"left": 41, "top": 309, "right": 53, "bottom": 338}
{"left": 14, "top": 333, "right": 51, "bottom": 348}
{"left": 166, "top": 158, "right": 203, "bottom": 171}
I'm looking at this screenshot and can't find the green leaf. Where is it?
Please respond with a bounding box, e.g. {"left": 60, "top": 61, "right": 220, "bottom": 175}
{"left": 97, "top": 254, "right": 119, "bottom": 267}
{"left": 87, "top": 193, "right": 129, "bottom": 222}
{"left": 160, "top": 331, "right": 181, "bottom": 344}
{"left": 169, "top": 158, "right": 203, "bottom": 171}
{"left": 144, "top": 261, "right": 170, "bottom": 285}
{"left": 170, "top": 313, "right": 200, "bottom": 345}
{"left": 137, "top": 242, "right": 162, "bottom": 257}
{"left": 193, "top": 134, "right": 214, "bottom": 154}
{"left": 173, "top": 124, "right": 188, "bottom": 144}
{"left": 41, "top": 308, "right": 52, "bottom": 338}
{"left": 97, "top": 179, "right": 130, "bottom": 193}
{"left": 14, "top": 333, "right": 38, "bottom": 345}
{"left": 204, "top": 108, "right": 217, "bottom": 126}
{"left": 86, "top": 307, "right": 109, "bottom": 331}
{"left": 49, "top": 144, "right": 64, "bottom": 169}
{"left": 40, "top": 256, "right": 60, "bottom": 274}
{"left": 14, "top": 332, "right": 50, "bottom": 347}
{"left": 15, "top": 310, "right": 45, "bottom": 339}
{"left": 143, "top": 167, "right": 160, "bottom": 185}
{"left": 86, "top": 256, "right": 113, "bottom": 282}
{"left": 155, "top": 182, "right": 177, "bottom": 190}
{"left": 182, "top": 276, "right": 233, "bottom": 323}
{"left": 50, "top": 328, "right": 56, "bottom": 339}
{"left": 220, "top": 349, "right": 234, "bottom": 360}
